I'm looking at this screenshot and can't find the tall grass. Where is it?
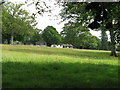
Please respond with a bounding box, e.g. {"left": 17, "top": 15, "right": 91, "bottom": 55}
{"left": 2, "top": 45, "right": 119, "bottom": 88}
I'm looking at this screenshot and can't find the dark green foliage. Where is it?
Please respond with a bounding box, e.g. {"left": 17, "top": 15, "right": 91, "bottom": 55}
{"left": 86, "top": 2, "right": 120, "bottom": 47}
{"left": 86, "top": 2, "right": 119, "bottom": 56}
{"left": 86, "top": 2, "right": 100, "bottom": 11}
{"left": 61, "top": 24, "right": 100, "bottom": 49}
{"left": 29, "top": 29, "right": 43, "bottom": 45}
{"left": 60, "top": 2, "right": 120, "bottom": 56}
{"left": 105, "top": 22, "right": 113, "bottom": 29}
{"left": 88, "top": 21, "right": 100, "bottom": 29}
{"left": 42, "top": 26, "right": 61, "bottom": 46}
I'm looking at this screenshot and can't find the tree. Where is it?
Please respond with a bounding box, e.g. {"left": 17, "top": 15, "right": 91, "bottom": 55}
{"left": 86, "top": 2, "right": 119, "bottom": 57}
{"left": 60, "top": 2, "right": 119, "bottom": 57}
{"left": 2, "top": 5, "right": 14, "bottom": 44}
{"left": 61, "top": 23, "right": 100, "bottom": 49}
{"left": 100, "top": 27, "right": 108, "bottom": 50}
{"left": 29, "top": 29, "right": 43, "bottom": 45}
{"left": 42, "top": 26, "right": 61, "bottom": 46}
{"left": 2, "top": 2, "right": 37, "bottom": 44}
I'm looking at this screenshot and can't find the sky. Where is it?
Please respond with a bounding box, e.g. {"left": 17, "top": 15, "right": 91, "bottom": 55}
{"left": 7, "top": 0, "right": 110, "bottom": 39}
{"left": 8, "top": 0, "right": 65, "bottom": 32}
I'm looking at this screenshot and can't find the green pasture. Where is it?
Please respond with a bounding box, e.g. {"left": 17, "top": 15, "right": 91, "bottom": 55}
{"left": 1, "top": 45, "right": 119, "bottom": 88}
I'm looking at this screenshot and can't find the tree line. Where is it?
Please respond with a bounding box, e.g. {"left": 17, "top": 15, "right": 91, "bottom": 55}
{"left": 1, "top": 2, "right": 120, "bottom": 57}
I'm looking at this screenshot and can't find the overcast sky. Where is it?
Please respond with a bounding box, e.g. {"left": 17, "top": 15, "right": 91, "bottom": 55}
{"left": 7, "top": 0, "right": 110, "bottom": 39}
{"left": 7, "top": 0, "right": 64, "bottom": 31}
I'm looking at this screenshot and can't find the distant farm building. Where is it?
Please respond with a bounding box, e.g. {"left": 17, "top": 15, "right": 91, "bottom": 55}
{"left": 51, "top": 44, "right": 73, "bottom": 48}
{"left": 62, "top": 44, "right": 73, "bottom": 48}
{"left": 51, "top": 44, "right": 63, "bottom": 48}
{"left": 36, "top": 40, "right": 47, "bottom": 47}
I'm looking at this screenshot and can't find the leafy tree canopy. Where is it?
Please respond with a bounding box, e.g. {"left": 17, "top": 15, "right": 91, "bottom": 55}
{"left": 2, "top": 2, "right": 37, "bottom": 44}
{"left": 60, "top": 2, "right": 120, "bottom": 56}
{"left": 61, "top": 23, "right": 100, "bottom": 49}
{"left": 42, "top": 26, "right": 61, "bottom": 46}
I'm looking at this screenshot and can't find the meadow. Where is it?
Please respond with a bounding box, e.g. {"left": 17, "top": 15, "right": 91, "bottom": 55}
{"left": 2, "top": 45, "right": 119, "bottom": 88}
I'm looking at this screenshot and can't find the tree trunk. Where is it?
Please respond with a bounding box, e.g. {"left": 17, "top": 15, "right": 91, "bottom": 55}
{"left": 101, "top": 27, "right": 108, "bottom": 50}
{"left": 7, "top": 39, "right": 10, "bottom": 44}
{"left": 109, "top": 29, "right": 117, "bottom": 57}
{"left": 10, "top": 34, "right": 14, "bottom": 45}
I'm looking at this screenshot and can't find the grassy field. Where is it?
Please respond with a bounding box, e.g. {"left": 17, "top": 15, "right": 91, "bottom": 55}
{"left": 2, "top": 45, "right": 119, "bottom": 88}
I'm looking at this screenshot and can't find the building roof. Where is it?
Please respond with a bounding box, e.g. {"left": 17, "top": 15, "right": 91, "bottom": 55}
{"left": 62, "top": 44, "right": 73, "bottom": 47}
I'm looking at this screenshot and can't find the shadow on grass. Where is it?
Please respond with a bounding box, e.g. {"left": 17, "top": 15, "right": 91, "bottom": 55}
{"left": 2, "top": 61, "right": 119, "bottom": 88}
{"left": 8, "top": 48, "right": 117, "bottom": 60}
